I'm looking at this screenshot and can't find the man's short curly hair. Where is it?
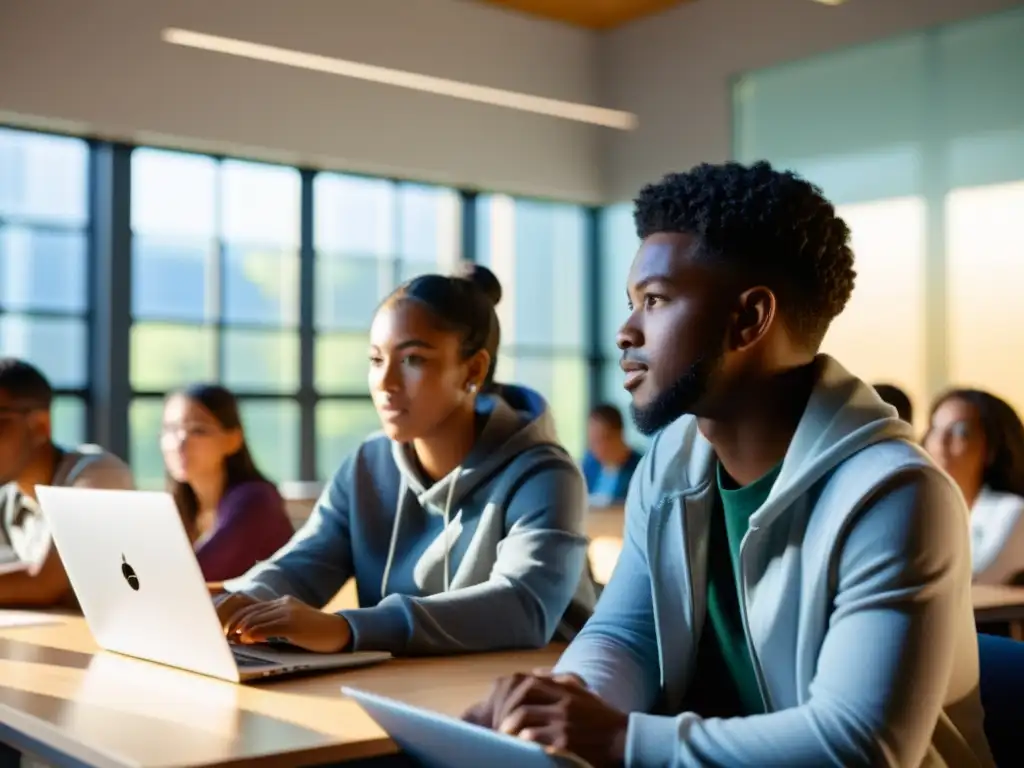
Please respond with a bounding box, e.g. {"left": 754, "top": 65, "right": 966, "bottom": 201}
{"left": 633, "top": 161, "right": 856, "bottom": 347}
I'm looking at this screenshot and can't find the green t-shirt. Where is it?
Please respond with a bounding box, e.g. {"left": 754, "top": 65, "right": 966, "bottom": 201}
{"left": 704, "top": 461, "right": 783, "bottom": 716}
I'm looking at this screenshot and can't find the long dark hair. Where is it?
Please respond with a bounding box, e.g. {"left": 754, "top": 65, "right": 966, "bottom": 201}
{"left": 929, "top": 388, "right": 1024, "bottom": 497}
{"left": 167, "top": 383, "right": 269, "bottom": 536}
{"left": 381, "top": 262, "right": 503, "bottom": 390}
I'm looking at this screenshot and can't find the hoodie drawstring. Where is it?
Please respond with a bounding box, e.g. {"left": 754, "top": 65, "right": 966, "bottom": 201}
{"left": 380, "top": 467, "right": 462, "bottom": 599}
{"left": 441, "top": 467, "right": 461, "bottom": 592}
{"left": 380, "top": 474, "right": 407, "bottom": 600}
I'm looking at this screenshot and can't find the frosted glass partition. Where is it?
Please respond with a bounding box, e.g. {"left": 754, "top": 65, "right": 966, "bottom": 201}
{"left": 947, "top": 181, "right": 1024, "bottom": 417}
{"left": 734, "top": 5, "right": 1024, "bottom": 431}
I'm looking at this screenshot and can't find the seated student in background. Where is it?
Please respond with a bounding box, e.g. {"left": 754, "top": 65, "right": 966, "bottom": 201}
{"left": 464, "top": 162, "right": 992, "bottom": 767}
{"left": 925, "top": 388, "right": 1024, "bottom": 585}
{"left": 581, "top": 403, "right": 641, "bottom": 507}
{"left": 161, "top": 383, "right": 293, "bottom": 582}
{"left": 873, "top": 382, "right": 913, "bottom": 424}
{"left": 0, "top": 358, "right": 134, "bottom": 606}
{"left": 216, "top": 264, "right": 595, "bottom": 656}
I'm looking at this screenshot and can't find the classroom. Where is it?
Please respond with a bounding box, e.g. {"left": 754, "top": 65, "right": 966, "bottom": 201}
{"left": 1, "top": 0, "right": 1024, "bottom": 766}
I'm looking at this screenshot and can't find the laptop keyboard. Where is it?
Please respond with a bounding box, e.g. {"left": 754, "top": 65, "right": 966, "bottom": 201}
{"left": 232, "top": 648, "right": 273, "bottom": 668}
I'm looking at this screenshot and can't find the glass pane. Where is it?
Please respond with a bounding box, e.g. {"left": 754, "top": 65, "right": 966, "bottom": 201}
{"left": 131, "top": 234, "right": 215, "bottom": 321}
{"left": 222, "top": 329, "right": 299, "bottom": 392}
{"left": 598, "top": 203, "right": 638, "bottom": 360}
{"left": 0, "top": 128, "right": 88, "bottom": 225}
{"left": 130, "top": 324, "right": 216, "bottom": 391}
{"left": 0, "top": 315, "right": 87, "bottom": 388}
{"left": 52, "top": 395, "right": 86, "bottom": 447}
{"left": 315, "top": 333, "right": 370, "bottom": 394}
{"left": 129, "top": 398, "right": 166, "bottom": 490}
{"left": 477, "top": 196, "right": 587, "bottom": 350}
{"left": 239, "top": 399, "right": 300, "bottom": 482}
{"left": 314, "top": 173, "right": 394, "bottom": 255}
{"left": 940, "top": 7, "right": 1024, "bottom": 190}
{"left": 503, "top": 353, "right": 588, "bottom": 457}
{"left": 733, "top": 35, "right": 927, "bottom": 205}
{"left": 397, "top": 184, "right": 460, "bottom": 266}
{"left": 131, "top": 149, "right": 217, "bottom": 237}
{"left": 315, "top": 255, "right": 393, "bottom": 330}
{"left": 316, "top": 400, "right": 382, "bottom": 481}
{"left": 947, "top": 181, "right": 1024, "bottom": 417}
{"left": 221, "top": 161, "right": 300, "bottom": 247}
{"left": 223, "top": 246, "right": 299, "bottom": 326}
{"left": 819, "top": 198, "right": 927, "bottom": 432}
{"left": 0, "top": 226, "right": 87, "bottom": 312}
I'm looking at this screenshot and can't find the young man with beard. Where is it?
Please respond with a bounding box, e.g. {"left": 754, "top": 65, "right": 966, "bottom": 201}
{"left": 0, "top": 358, "right": 134, "bottom": 606}
{"left": 463, "top": 162, "right": 993, "bottom": 767}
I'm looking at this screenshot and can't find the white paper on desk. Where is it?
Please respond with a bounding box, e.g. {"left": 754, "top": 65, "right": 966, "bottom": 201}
{"left": 0, "top": 610, "right": 63, "bottom": 628}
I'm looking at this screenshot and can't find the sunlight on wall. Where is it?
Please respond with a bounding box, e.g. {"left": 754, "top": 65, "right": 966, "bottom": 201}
{"left": 946, "top": 180, "right": 1024, "bottom": 417}
{"left": 821, "top": 197, "right": 927, "bottom": 432}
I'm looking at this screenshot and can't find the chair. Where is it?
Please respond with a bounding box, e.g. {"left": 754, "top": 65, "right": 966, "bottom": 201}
{"left": 978, "top": 632, "right": 1024, "bottom": 766}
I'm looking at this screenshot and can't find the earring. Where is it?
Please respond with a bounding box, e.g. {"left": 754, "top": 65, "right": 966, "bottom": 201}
{"left": 467, "top": 383, "right": 478, "bottom": 394}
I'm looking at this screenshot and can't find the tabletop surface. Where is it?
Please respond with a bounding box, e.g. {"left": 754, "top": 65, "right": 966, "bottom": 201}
{"left": 0, "top": 614, "right": 562, "bottom": 768}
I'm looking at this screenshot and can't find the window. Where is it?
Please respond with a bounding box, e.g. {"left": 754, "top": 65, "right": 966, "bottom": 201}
{"left": 477, "top": 195, "right": 590, "bottom": 454}
{"left": 0, "top": 128, "right": 90, "bottom": 445}
{"left": 596, "top": 203, "right": 644, "bottom": 446}
{"left": 129, "top": 149, "right": 301, "bottom": 487}
{"left": 312, "top": 174, "right": 461, "bottom": 480}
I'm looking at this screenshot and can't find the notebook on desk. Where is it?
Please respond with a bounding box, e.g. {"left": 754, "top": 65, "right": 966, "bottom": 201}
{"left": 343, "top": 686, "right": 593, "bottom": 768}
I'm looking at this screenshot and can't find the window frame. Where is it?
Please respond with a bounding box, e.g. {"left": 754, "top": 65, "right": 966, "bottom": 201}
{"left": 3, "top": 126, "right": 602, "bottom": 483}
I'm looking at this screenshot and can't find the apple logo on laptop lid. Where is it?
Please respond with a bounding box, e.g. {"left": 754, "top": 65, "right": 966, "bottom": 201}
{"left": 121, "top": 554, "right": 140, "bottom": 591}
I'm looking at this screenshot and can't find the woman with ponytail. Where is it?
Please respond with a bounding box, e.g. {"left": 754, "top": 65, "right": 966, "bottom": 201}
{"left": 216, "top": 264, "right": 595, "bottom": 656}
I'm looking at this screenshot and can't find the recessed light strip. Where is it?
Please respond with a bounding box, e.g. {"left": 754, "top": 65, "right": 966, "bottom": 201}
{"left": 162, "top": 28, "right": 638, "bottom": 131}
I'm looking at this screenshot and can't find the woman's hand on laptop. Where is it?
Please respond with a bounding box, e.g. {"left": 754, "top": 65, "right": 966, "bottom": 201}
{"left": 219, "top": 594, "right": 352, "bottom": 654}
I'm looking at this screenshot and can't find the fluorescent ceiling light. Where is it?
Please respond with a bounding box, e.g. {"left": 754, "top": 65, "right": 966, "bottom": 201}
{"left": 812, "top": 0, "right": 848, "bottom": 5}
{"left": 162, "top": 28, "right": 638, "bottom": 131}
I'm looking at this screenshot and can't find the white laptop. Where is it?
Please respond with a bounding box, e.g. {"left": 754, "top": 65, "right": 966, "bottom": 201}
{"left": 343, "top": 686, "right": 593, "bottom": 768}
{"left": 35, "top": 486, "right": 391, "bottom": 683}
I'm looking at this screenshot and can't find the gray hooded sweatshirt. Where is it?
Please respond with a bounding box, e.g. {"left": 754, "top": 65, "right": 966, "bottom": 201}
{"left": 225, "top": 384, "right": 596, "bottom": 655}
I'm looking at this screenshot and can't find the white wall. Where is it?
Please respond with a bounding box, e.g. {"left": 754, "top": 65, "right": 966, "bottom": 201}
{"left": 0, "top": 0, "right": 605, "bottom": 202}
{"left": 599, "top": 0, "right": 1024, "bottom": 201}
{"left": 3, "top": 0, "right": 1019, "bottom": 204}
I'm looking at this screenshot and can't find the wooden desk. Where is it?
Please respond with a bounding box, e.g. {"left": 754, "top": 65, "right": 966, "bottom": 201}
{"left": 587, "top": 507, "right": 625, "bottom": 585}
{"left": 972, "top": 584, "right": 1024, "bottom": 639}
{"left": 0, "top": 616, "right": 562, "bottom": 767}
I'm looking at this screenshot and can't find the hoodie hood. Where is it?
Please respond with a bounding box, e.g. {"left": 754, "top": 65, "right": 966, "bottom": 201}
{"left": 383, "top": 383, "right": 569, "bottom": 597}
{"left": 662, "top": 355, "right": 914, "bottom": 529}
{"left": 755, "top": 355, "right": 914, "bottom": 526}
{"left": 390, "top": 383, "right": 563, "bottom": 514}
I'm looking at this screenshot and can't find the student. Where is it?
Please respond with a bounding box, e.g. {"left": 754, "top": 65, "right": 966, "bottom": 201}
{"left": 924, "top": 389, "right": 1024, "bottom": 585}
{"left": 0, "top": 358, "right": 134, "bottom": 606}
{"left": 464, "top": 162, "right": 992, "bottom": 767}
{"left": 161, "top": 383, "right": 294, "bottom": 582}
{"left": 581, "top": 404, "right": 641, "bottom": 507}
{"left": 216, "top": 264, "right": 595, "bottom": 656}
{"left": 873, "top": 382, "right": 914, "bottom": 424}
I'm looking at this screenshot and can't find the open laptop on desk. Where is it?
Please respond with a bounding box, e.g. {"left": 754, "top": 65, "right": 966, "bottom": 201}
{"left": 35, "top": 486, "right": 391, "bottom": 683}
{"left": 343, "top": 687, "right": 593, "bottom": 768}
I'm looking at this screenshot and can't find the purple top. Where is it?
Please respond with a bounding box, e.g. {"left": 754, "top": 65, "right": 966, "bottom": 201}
{"left": 194, "top": 481, "right": 294, "bottom": 582}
